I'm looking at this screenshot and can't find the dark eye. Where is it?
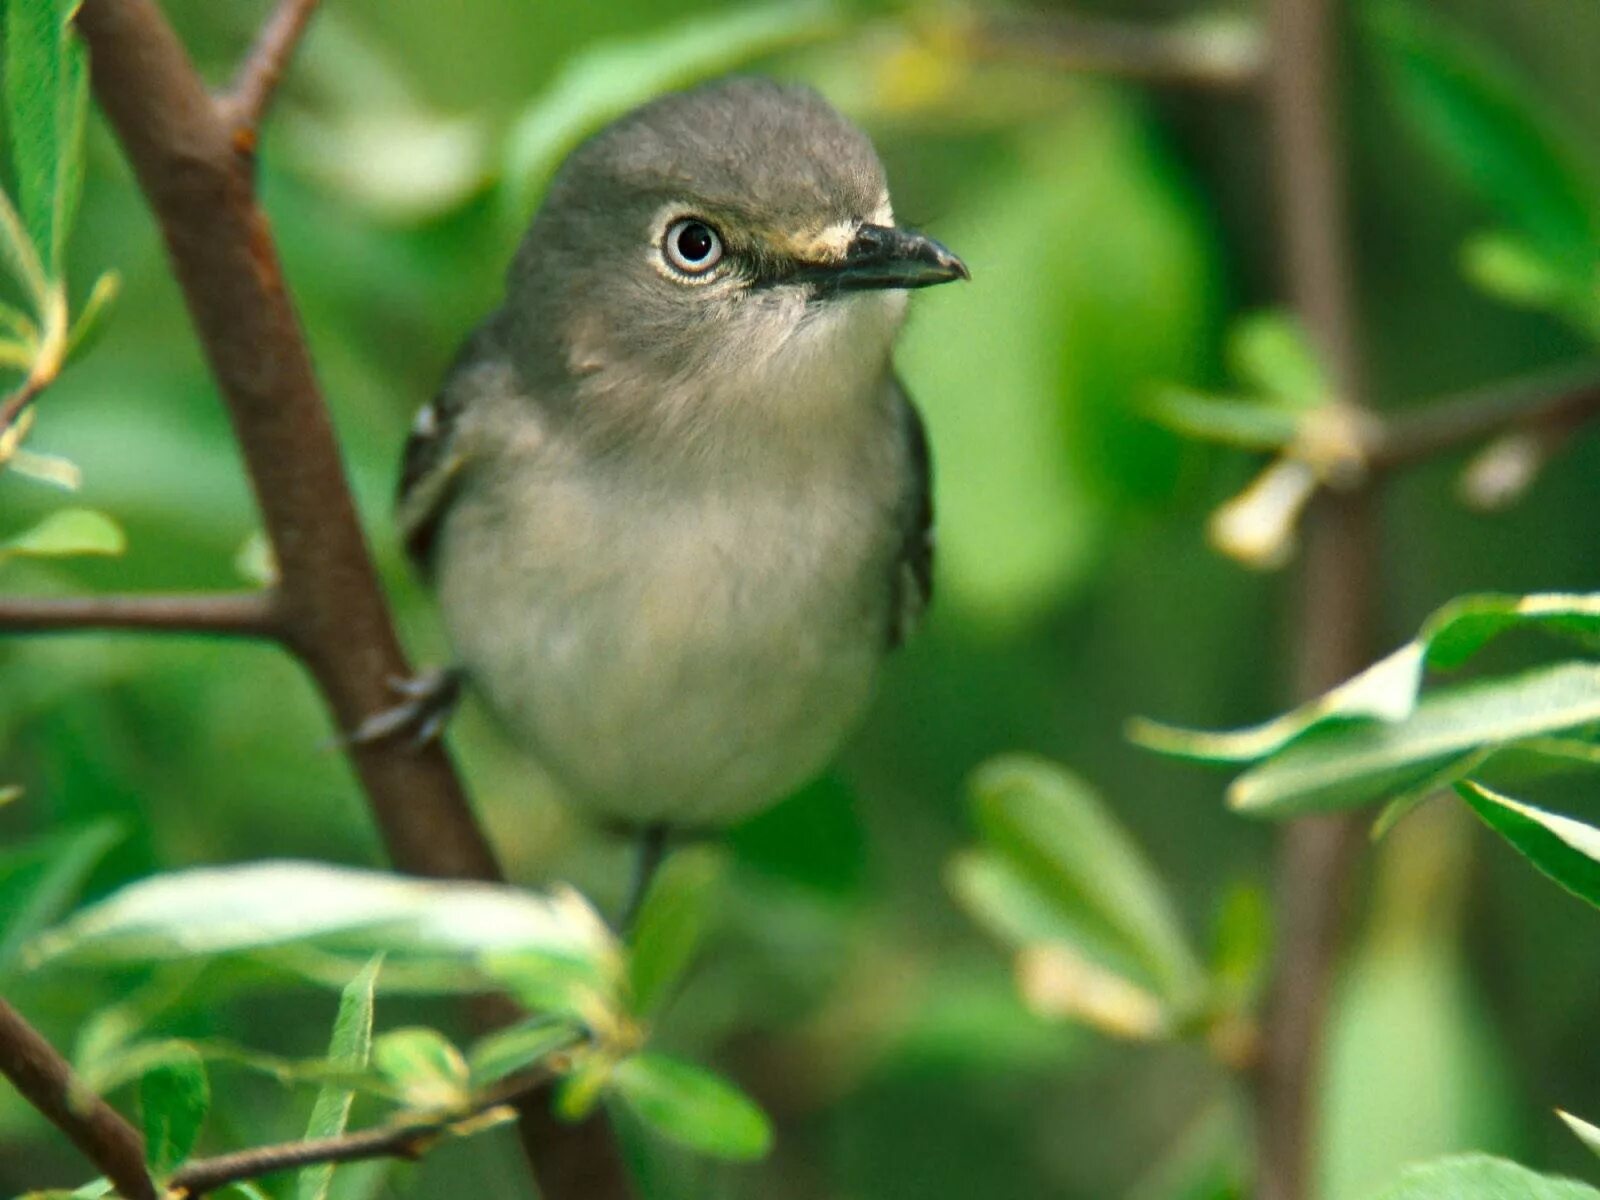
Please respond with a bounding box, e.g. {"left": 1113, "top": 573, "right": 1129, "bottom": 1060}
{"left": 663, "top": 218, "right": 723, "bottom": 275}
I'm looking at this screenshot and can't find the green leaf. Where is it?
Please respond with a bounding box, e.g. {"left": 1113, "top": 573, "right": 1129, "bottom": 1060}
{"left": 31, "top": 861, "right": 617, "bottom": 991}
{"left": 139, "top": 1044, "right": 210, "bottom": 1176}
{"left": 627, "top": 846, "right": 722, "bottom": 1017}
{"left": 612, "top": 1053, "right": 772, "bottom": 1162}
{"left": 967, "top": 756, "right": 1202, "bottom": 1000}
{"left": 64, "top": 271, "right": 120, "bottom": 363}
{"left": 1369, "top": 1, "right": 1600, "bottom": 273}
{"left": 4, "top": 0, "right": 90, "bottom": 274}
{"left": 1558, "top": 1111, "right": 1600, "bottom": 1162}
{"left": 372, "top": 1027, "right": 470, "bottom": 1113}
{"left": 467, "top": 1017, "right": 581, "bottom": 1088}
{"left": 297, "top": 955, "right": 381, "bottom": 1200}
{"left": 1457, "top": 782, "right": 1600, "bottom": 908}
{"left": 0, "top": 508, "right": 125, "bottom": 561}
{"left": 1461, "top": 230, "right": 1584, "bottom": 313}
{"left": 1144, "top": 387, "right": 1303, "bottom": 450}
{"left": 1363, "top": 1155, "right": 1600, "bottom": 1200}
{"left": 1227, "top": 311, "right": 1329, "bottom": 408}
{"left": 0, "top": 819, "right": 121, "bottom": 980}
{"left": 1134, "top": 591, "right": 1600, "bottom": 763}
{"left": 1209, "top": 881, "right": 1271, "bottom": 1009}
{"left": 1231, "top": 663, "right": 1600, "bottom": 816}
{"left": 502, "top": 1, "right": 841, "bottom": 216}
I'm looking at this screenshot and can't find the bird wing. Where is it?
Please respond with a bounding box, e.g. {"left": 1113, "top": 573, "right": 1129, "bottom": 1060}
{"left": 396, "top": 333, "right": 492, "bottom": 572}
{"left": 888, "top": 375, "right": 934, "bottom": 649}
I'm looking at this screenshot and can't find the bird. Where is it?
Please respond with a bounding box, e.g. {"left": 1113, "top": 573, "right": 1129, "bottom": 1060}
{"left": 359, "top": 77, "right": 967, "bottom": 920}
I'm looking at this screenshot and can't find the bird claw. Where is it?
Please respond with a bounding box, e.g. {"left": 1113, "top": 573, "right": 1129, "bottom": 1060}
{"left": 347, "top": 667, "right": 464, "bottom": 750}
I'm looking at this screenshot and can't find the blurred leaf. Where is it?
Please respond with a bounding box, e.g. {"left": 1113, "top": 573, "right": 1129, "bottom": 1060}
{"left": 138, "top": 1044, "right": 209, "bottom": 1176}
{"left": 467, "top": 1017, "right": 581, "bottom": 1089}
{"left": 1014, "top": 942, "right": 1167, "bottom": 1039}
{"left": 1205, "top": 456, "right": 1319, "bottom": 571}
{"left": 233, "top": 529, "right": 279, "bottom": 586}
{"left": 1369, "top": 750, "right": 1492, "bottom": 841}
{"left": 1369, "top": 1, "right": 1600, "bottom": 271}
{"left": 373, "top": 1027, "right": 470, "bottom": 1114}
{"left": 552, "top": 1051, "right": 612, "bottom": 1123}
{"left": 612, "top": 1053, "right": 772, "bottom": 1162}
{"left": 1363, "top": 1156, "right": 1600, "bottom": 1199}
{"left": 1457, "top": 782, "right": 1600, "bottom": 908}
{"left": 32, "top": 862, "right": 616, "bottom": 992}
{"left": 968, "top": 755, "right": 1201, "bottom": 1000}
{"left": 1134, "top": 591, "right": 1600, "bottom": 763}
{"left": 502, "top": 1, "right": 841, "bottom": 217}
{"left": 0, "top": 507, "right": 125, "bottom": 562}
{"left": 7, "top": 446, "right": 81, "bottom": 489}
{"left": 298, "top": 956, "right": 381, "bottom": 1200}
{"left": 1227, "top": 312, "right": 1329, "bottom": 408}
{"left": 0, "top": 819, "right": 121, "bottom": 980}
{"left": 1461, "top": 230, "right": 1584, "bottom": 312}
{"left": 1558, "top": 1111, "right": 1600, "bottom": 1161}
{"left": 1126, "top": 1102, "right": 1249, "bottom": 1200}
{"left": 1231, "top": 663, "right": 1600, "bottom": 816}
{"left": 627, "top": 846, "right": 722, "bottom": 1018}
{"left": 1209, "top": 881, "right": 1271, "bottom": 1009}
{"left": 4, "top": 0, "right": 89, "bottom": 274}
{"left": 1145, "top": 388, "right": 1302, "bottom": 450}
{"left": 64, "top": 271, "right": 120, "bottom": 363}
{"left": 0, "top": 299, "right": 35, "bottom": 342}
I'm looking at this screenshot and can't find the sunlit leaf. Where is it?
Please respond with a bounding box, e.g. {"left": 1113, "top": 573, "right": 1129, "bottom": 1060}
{"left": 373, "top": 1026, "right": 470, "bottom": 1113}
{"left": 1558, "top": 1111, "right": 1600, "bottom": 1162}
{"left": 233, "top": 529, "right": 278, "bottom": 586}
{"left": 968, "top": 756, "right": 1202, "bottom": 1000}
{"left": 64, "top": 271, "right": 120, "bottom": 363}
{"left": 1461, "top": 230, "right": 1582, "bottom": 312}
{"left": 1227, "top": 311, "right": 1329, "bottom": 409}
{"left": 297, "top": 956, "right": 381, "bottom": 1200}
{"left": 1231, "top": 664, "right": 1600, "bottom": 816}
{"left": 612, "top": 1053, "right": 773, "bottom": 1162}
{"left": 468, "top": 1017, "right": 581, "bottom": 1089}
{"left": 1014, "top": 942, "right": 1167, "bottom": 1040}
{"left": 1206, "top": 456, "right": 1319, "bottom": 570}
{"left": 139, "top": 1044, "right": 209, "bottom": 1176}
{"left": 0, "top": 507, "right": 125, "bottom": 561}
{"left": 8, "top": 447, "right": 81, "bottom": 490}
{"left": 1363, "top": 1155, "right": 1600, "bottom": 1199}
{"left": 1134, "top": 591, "right": 1600, "bottom": 763}
{"left": 1457, "top": 782, "right": 1600, "bottom": 908}
{"left": 1144, "top": 387, "right": 1302, "bottom": 450}
{"left": 627, "top": 846, "right": 722, "bottom": 1017}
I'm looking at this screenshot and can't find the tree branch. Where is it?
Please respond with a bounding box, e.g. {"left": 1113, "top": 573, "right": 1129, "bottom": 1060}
{"left": 1371, "top": 364, "right": 1600, "bottom": 470}
{"left": 169, "top": 1066, "right": 555, "bottom": 1197}
{"left": 1257, "top": 2, "right": 1374, "bottom": 1198}
{"left": 0, "top": 590, "right": 282, "bottom": 637}
{"left": 221, "top": 0, "right": 321, "bottom": 146}
{"left": 960, "top": 10, "right": 1265, "bottom": 92}
{"left": 0, "top": 999, "right": 158, "bottom": 1200}
{"left": 71, "top": 1, "right": 634, "bottom": 1196}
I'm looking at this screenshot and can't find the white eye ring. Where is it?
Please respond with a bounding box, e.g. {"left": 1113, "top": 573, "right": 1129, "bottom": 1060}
{"left": 663, "top": 218, "right": 724, "bottom": 275}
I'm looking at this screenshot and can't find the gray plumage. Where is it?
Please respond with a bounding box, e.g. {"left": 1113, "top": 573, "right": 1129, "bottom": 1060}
{"left": 396, "top": 77, "right": 963, "bottom": 827}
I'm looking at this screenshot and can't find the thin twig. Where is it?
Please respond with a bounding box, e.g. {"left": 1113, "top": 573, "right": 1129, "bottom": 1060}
{"left": 221, "top": 0, "right": 321, "bottom": 145}
{"left": 170, "top": 1067, "right": 556, "bottom": 1197}
{"left": 961, "top": 10, "right": 1266, "bottom": 91}
{"left": 1371, "top": 365, "right": 1600, "bottom": 470}
{"left": 0, "top": 591, "right": 283, "bottom": 638}
{"left": 1256, "top": 1, "right": 1375, "bottom": 1198}
{"left": 0, "top": 999, "right": 158, "bottom": 1200}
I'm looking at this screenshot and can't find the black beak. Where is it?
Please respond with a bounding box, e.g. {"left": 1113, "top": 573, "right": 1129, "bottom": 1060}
{"left": 810, "top": 225, "right": 969, "bottom": 293}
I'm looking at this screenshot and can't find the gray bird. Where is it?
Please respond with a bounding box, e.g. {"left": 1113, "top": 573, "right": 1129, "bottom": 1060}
{"left": 366, "top": 78, "right": 966, "bottom": 910}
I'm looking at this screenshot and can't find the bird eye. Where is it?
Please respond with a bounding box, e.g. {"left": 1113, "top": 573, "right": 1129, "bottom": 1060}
{"left": 663, "top": 218, "right": 723, "bottom": 275}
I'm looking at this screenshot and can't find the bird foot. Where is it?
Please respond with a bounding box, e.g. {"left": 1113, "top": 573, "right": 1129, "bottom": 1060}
{"left": 347, "top": 667, "right": 464, "bottom": 749}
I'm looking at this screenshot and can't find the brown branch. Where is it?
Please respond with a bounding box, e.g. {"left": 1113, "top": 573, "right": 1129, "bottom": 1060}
{"left": 71, "top": 1, "right": 634, "bottom": 1196}
{"left": 221, "top": 0, "right": 321, "bottom": 145}
{"left": 1370, "top": 365, "right": 1600, "bottom": 471}
{"left": 960, "top": 11, "right": 1266, "bottom": 92}
{"left": 0, "top": 590, "right": 282, "bottom": 637}
{"left": 0, "top": 999, "right": 158, "bottom": 1200}
{"left": 1256, "top": 2, "right": 1375, "bottom": 1199}
{"left": 169, "top": 1066, "right": 556, "bottom": 1197}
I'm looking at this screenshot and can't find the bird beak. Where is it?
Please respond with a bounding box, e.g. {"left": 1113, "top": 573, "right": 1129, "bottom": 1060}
{"left": 811, "top": 225, "right": 969, "bottom": 293}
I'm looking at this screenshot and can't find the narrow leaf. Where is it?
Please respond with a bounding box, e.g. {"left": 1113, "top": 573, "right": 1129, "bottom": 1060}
{"left": 5, "top": 0, "right": 66, "bottom": 266}
{"left": 1144, "top": 387, "right": 1302, "bottom": 450}
{"left": 1457, "top": 782, "right": 1600, "bottom": 909}
{"left": 64, "top": 271, "right": 119, "bottom": 363}
{"left": 372, "top": 1027, "right": 470, "bottom": 1113}
{"left": 1364, "top": 1154, "right": 1600, "bottom": 1199}
{"left": 1227, "top": 311, "right": 1329, "bottom": 409}
{"left": 627, "top": 846, "right": 722, "bottom": 1017}
{"left": 1232, "top": 664, "right": 1600, "bottom": 816}
{"left": 138, "top": 1044, "right": 210, "bottom": 1176}
{"left": 468, "top": 1017, "right": 581, "bottom": 1088}
{"left": 0, "top": 508, "right": 125, "bottom": 561}
{"left": 297, "top": 955, "right": 381, "bottom": 1200}
{"left": 0, "top": 820, "right": 121, "bottom": 979}
{"left": 1557, "top": 1111, "right": 1600, "bottom": 1162}
{"left": 613, "top": 1053, "right": 772, "bottom": 1162}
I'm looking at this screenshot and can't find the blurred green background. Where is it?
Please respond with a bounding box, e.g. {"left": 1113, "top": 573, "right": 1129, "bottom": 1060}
{"left": 4, "top": 0, "right": 1600, "bottom": 1196}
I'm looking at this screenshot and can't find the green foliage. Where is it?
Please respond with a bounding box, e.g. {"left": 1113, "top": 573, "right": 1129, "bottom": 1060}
{"left": 1458, "top": 782, "right": 1600, "bottom": 909}
{"left": 0, "top": 820, "right": 120, "bottom": 982}
{"left": 467, "top": 1017, "right": 582, "bottom": 1090}
{"left": 611, "top": 1053, "right": 773, "bottom": 1162}
{"left": 138, "top": 1044, "right": 209, "bottom": 1177}
{"left": 1364, "top": 1155, "right": 1600, "bottom": 1199}
{"left": 0, "top": 507, "right": 124, "bottom": 562}
{"left": 1559, "top": 1112, "right": 1600, "bottom": 1162}
{"left": 626, "top": 846, "right": 722, "bottom": 1018}
{"left": 373, "top": 1027, "right": 471, "bottom": 1114}
{"left": 297, "top": 956, "right": 380, "bottom": 1200}
{"left": 3, "top": 0, "right": 86, "bottom": 279}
